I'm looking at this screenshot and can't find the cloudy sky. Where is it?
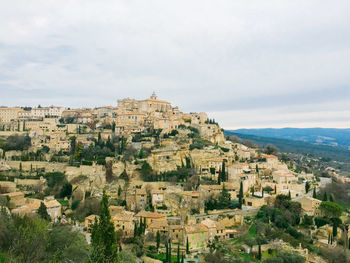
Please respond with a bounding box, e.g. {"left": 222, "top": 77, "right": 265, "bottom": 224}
{"left": 1, "top": 1, "right": 350, "bottom": 129}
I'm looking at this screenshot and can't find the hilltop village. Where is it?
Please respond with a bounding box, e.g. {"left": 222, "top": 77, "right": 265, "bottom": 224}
{"left": 0, "top": 94, "right": 347, "bottom": 263}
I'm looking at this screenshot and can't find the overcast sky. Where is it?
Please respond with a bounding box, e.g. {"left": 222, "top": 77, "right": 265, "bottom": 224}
{"left": 1, "top": 1, "right": 350, "bottom": 129}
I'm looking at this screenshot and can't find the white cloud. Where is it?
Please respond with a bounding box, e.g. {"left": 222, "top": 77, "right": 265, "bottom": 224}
{"left": 0, "top": 0, "right": 349, "bottom": 127}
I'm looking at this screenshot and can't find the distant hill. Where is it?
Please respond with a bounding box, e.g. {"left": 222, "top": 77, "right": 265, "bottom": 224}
{"left": 224, "top": 130, "right": 350, "bottom": 163}
{"left": 229, "top": 128, "right": 350, "bottom": 149}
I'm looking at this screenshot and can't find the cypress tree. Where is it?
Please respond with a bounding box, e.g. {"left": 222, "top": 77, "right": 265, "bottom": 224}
{"left": 288, "top": 191, "right": 291, "bottom": 199}
{"left": 333, "top": 223, "right": 337, "bottom": 237}
{"left": 37, "top": 202, "right": 50, "bottom": 221}
{"left": 91, "top": 190, "right": 118, "bottom": 262}
{"left": 134, "top": 222, "right": 138, "bottom": 238}
{"left": 181, "top": 253, "right": 184, "bottom": 263}
{"left": 177, "top": 243, "right": 180, "bottom": 263}
{"left": 168, "top": 239, "right": 172, "bottom": 263}
{"left": 156, "top": 231, "right": 160, "bottom": 250}
{"left": 258, "top": 244, "right": 262, "bottom": 260}
{"left": 222, "top": 161, "right": 226, "bottom": 182}
{"left": 118, "top": 185, "right": 122, "bottom": 197}
{"left": 275, "top": 185, "right": 277, "bottom": 194}
{"left": 238, "top": 181, "right": 243, "bottom": 208}
{"left": 323, "top": 192, "right": 328, "bottom": 201}
{"left": 305, "top": 182, "right": 310, "bottom": 193}
{"left": 165, "top": 241, "right": 169, "bottom": 262}
{"left": 313, "top": 188, "right": 316, "bottom": 198}
{"left": 186, "top": 237, "right": 189, "bottom": 254}
{"left": 329, "top": 194, "right": 334, "bottom": 202}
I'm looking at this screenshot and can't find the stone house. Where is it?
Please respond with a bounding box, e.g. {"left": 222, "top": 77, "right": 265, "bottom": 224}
{"left": 135, "top": 211, "right": 167, "bottom": 226}
{"left": 200, "top": 218, "right": 225, "bottom": 241}
{"left": 297, "top": 196, "right": 322, "bottom": 216}
{"left": 169, "top": 225, "right": 184, "bottom": 243}
{"left": 85, "top": 214, "right": 99, "bottom": 232}
{"left": 151, "top": 190, "right": 164, "bottom": 207}
{"left": 185, "top": 224, "right": 209, "bottom": 251}
{"left": 112, "top": 211, "right": 135, "bottom": 237}
{"left": 135, "top": 189, "right": 147, "bottom": 210}
{"left": 12, "top": 198, "right": 62, "bottom": 221}
{"left": 0, "top": 191, "right": 25, "bottom": 208}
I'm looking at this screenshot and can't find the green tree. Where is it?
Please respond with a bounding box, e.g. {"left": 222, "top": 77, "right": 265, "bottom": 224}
{"left": 218, "top": 184, "right": 231, "bottom": 209}
{"left": 313, "top": 188, "right": 316, "bottom": 198}
{"left": 305, "top": 182, "right": 310, "bottom": 193}
{"left": 257, "top": 244, "right": 262, "bottom": 260}
{"left": 221, "top": 160, "right": 226, "bottom": 182}
{"left": 156, "top": 231, "right": 160, "bottom": 251}
{"left": 37, "top": 202, "right": 50, "bottom": 221}
{"left": 177, "top": 243, "right": 180, "bottom": 263}
{"left": 140, "top": 161, "right": 153, "bottom": 181}
{"left": 90, "top": 190, "right": 118, "bottom": 262}
{"left": 47, "top": 225, "right": 89, "bottom": 263}
{"left": 117, "top": 185, "right": 122, "bottom": 197}
{"left": 238, "top": 181, "right": 243, "bottom": 209}
{"left": 319, "top": 201, "right": 342, "bottom": 219}
{"left": 186, "top": 237, "right": 189, "bottom": 254}
{"left": 59, "top": 183, "right": 72, "bottom": 199}
{"left": 323, "top": 192, "right": 328, "bottom": 201}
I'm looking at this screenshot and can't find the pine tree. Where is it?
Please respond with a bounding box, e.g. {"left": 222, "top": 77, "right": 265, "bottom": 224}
{"left": 91, "top": 190, "right": 118, "bottom": 263}
{"left": 37, "top": 202, "right": 50, "bottom": 221}
{"left": 313, "top": 188, "right": 316, "bottom": 198}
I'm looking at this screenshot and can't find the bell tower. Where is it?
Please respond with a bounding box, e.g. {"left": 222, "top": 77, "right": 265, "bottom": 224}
{"left": 150, "top": 92, "right": 158, "bottom": 100}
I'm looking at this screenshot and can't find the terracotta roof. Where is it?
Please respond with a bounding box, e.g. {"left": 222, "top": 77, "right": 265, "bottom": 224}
{"left": 185, "top": 224, "right": 208, "bottom": 234}
{"left": 0, "top": 192, "right": 24, "bottom": 198}
{"left": 113, "top": 211, "right": 134, "bottom": 222}
{"left": 135, "top": 211, "right": 166, "bottom": 219}
{"left": 148, "top": 220, "right": 168, "bottom": 229}
{"left": 200, "top": 219, "right": 216, "bottom": 228}
{"left": 263, "top": 154, "right": 278, "bottom": 159}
